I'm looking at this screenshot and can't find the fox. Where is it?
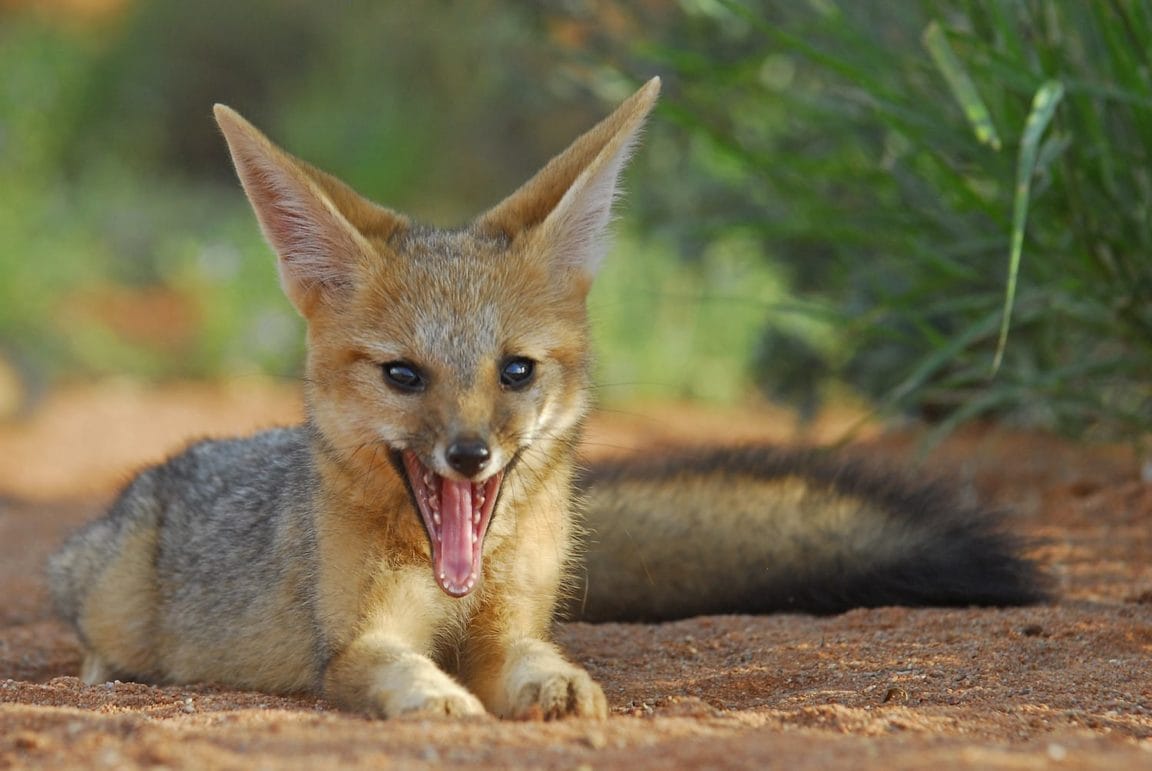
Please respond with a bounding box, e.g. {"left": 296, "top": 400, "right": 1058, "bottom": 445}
{"left": 47, "top": 77, "right": 1045, "bottom": 720}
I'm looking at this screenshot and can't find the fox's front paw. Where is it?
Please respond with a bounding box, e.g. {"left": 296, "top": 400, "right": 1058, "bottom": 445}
{"left": 507, "top": 663, "right": 607, "bottom": 720}
{"left": 386, "top": 681, "right": 487, "bottom": 719}
{"left": 327, "top": 645, "right": 488, "bottom": 719}
{"left": 498, "top": 640, "right": 607, "bottom": 720}
{"left": 370, "top": 656, "right": 488, "bottom": 719}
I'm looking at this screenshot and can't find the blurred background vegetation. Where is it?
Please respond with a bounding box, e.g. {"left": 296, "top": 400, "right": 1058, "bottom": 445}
{"left": 0, "top": 0, "right": 1149, "bottom": 443}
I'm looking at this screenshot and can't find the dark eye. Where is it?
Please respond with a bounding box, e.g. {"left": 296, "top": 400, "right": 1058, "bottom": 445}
{"left": 500, "top": 357, "right": 535, "bottom": 390}
{"left": 382, "top": 361, "right": 426, "bottom": 393}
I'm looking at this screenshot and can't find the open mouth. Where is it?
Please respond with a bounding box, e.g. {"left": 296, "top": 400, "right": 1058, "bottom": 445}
{"left": 401, "top": 450, "right": 504, "bottom": 597}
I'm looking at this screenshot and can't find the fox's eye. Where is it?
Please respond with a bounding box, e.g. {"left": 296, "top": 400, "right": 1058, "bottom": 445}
{"left": 382, "top": 361, "right": 426, "bottom": 393}
{"left": 500, "top": 357, "right": 535, "bottom": 390}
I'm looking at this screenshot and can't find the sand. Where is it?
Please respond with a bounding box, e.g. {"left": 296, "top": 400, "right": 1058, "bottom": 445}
{"left": 1, "top": 381, "right": 1149, "bottom": 769}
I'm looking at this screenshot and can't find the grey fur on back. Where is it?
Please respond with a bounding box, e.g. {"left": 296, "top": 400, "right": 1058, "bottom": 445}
{"left": 48, "top": 427, "right": 326, "bottom": 684}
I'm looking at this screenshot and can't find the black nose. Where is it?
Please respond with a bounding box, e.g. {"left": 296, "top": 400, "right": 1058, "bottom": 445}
{"left": 446, "top": 438, "right": 491, "bottom": 478}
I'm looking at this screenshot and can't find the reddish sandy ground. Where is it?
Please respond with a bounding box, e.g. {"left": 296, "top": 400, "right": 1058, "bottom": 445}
{"left": 1, "top": 380, "right": 1151, "bottom": 769}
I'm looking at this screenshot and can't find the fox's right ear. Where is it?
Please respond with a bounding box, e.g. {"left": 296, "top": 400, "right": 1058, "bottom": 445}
{"left": 213, "top": 105, "right": 406, "bottom": 316}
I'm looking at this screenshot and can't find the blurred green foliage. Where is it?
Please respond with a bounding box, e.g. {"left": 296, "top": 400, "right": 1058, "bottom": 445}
{"left": 1, "top": 1, "right": 1149, "bottom": 441}
{"left": 0, "top": 1, "right": 610, "bottom": 383}
{"left": 589, "top": 0, "right": 1152, "bottom": 439}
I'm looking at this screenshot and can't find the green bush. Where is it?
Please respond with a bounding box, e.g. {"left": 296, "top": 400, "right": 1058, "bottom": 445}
{"left": 600, "top": 0, "right": 1152, "bottom": 440}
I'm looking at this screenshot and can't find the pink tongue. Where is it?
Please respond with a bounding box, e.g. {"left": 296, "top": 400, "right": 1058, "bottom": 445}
{"left": 437, "top": 478, "right": 476, "bottom": 594}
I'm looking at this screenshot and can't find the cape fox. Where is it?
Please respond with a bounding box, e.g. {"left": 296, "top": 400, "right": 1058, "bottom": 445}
{"left": 48, "top": 78, "right": 1044, "bottom": 720}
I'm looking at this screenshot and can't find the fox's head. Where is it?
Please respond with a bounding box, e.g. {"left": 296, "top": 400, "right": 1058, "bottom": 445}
{"left": 215, "top": 78, "right": 660, "bottom": 597}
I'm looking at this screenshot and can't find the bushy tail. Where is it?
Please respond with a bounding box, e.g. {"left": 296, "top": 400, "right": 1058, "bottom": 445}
{"left": 565, "top": 445, "right": 1047, "bottom": 622}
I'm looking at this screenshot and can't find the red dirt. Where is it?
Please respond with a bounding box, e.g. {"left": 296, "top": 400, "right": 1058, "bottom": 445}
{"left": 2, "top": 381, "right": 1151, "bottom": 769}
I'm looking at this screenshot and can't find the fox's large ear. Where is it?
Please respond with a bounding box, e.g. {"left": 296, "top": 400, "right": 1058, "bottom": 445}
{"left": 214, "top": 105, "right": 406, "bottom": 316}
{"left": 475, "top": 77, "right": 660, "bottom": 290}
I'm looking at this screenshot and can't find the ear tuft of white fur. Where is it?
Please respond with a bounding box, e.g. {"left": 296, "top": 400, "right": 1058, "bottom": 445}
{"left": 544, "top": 110, "right": 648, "bottom": 276}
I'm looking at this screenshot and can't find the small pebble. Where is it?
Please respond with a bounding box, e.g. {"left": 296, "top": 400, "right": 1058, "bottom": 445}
{"left": 882, "top": 686, "right": 908, "bottom": 704}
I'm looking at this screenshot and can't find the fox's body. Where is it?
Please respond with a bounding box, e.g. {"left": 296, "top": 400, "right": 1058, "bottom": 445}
{"left": 51, "top": 425, "right": 579, "bottom": 711}
{"left": 49, "top": 79, "right": 1044, "bottom": 719}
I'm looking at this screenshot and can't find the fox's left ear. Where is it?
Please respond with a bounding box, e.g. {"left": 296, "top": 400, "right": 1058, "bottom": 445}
{"left": 475, "top": 77, "right": 660, "bottom": 292}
